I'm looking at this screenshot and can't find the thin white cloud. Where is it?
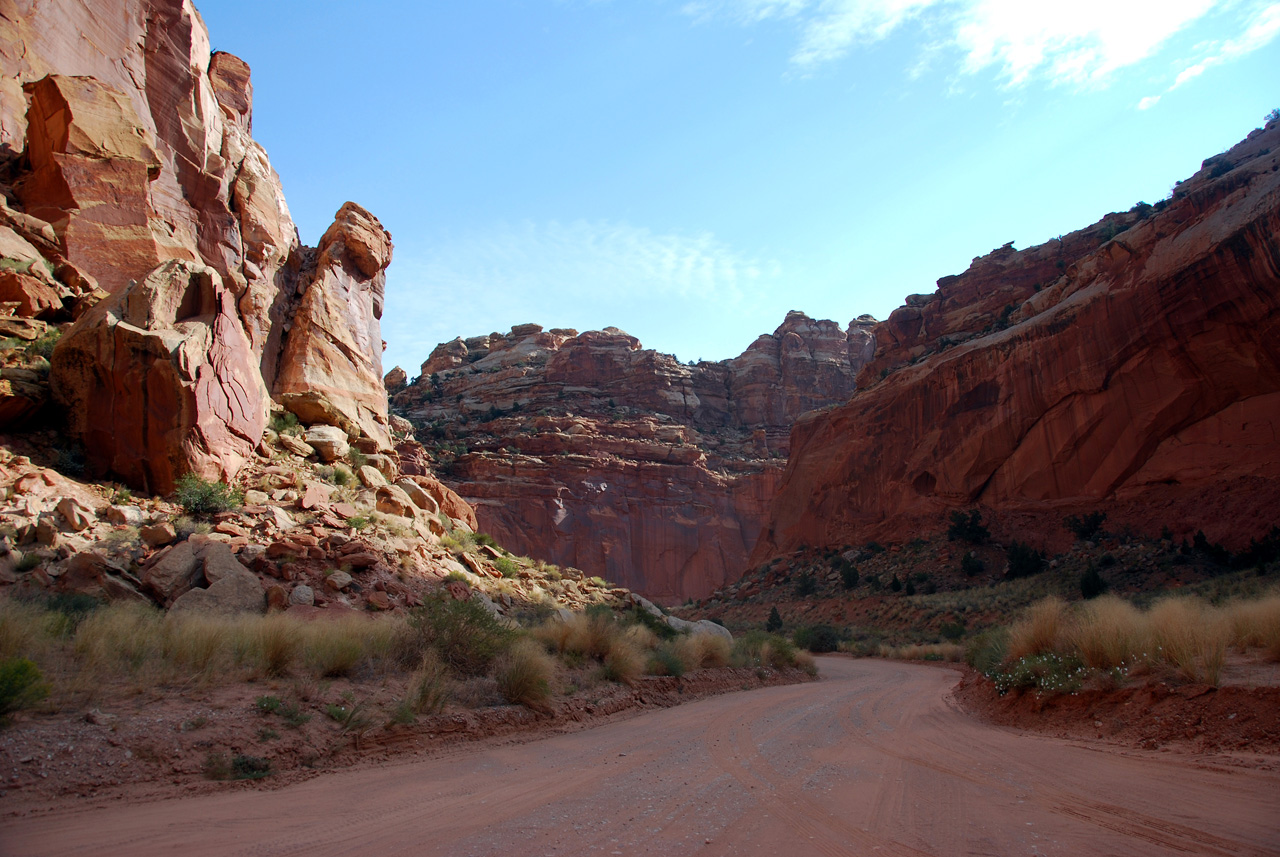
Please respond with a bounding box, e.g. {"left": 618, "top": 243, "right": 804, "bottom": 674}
{"left": 1137, "top": 2, "right": 1280, "bottom": 106}
{"left": 691, "top": 0, "right": 1277, "bottom": 91}
{"left": 380, "top": 221, "right": 783, "bottom": 370}
{"left": 1137, "top": 94, "right": 1161, "bottom": 110}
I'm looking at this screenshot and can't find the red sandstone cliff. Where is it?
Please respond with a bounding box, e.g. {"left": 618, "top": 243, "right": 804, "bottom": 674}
{"left": 392, "top": 312, "right": 875, "bottom": 601}
{"left": 1, "top": 0, "right": 394, "bottom": 490}
{"left": 753, "top": 121, "right": 1280, "bottom": 561}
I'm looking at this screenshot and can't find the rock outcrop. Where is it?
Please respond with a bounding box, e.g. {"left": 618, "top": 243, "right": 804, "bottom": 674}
{"left": 753, "top": 121, "right": 1280, "bottom": 560}
{"left": 274, "top": 202, "right": 394, "bottom": 450}
{"left": 1, "top": 0, "right": 393, "bottom": 487}
{"left": 50, "top": 260, "right": 267, "bottom": 494}
{"left": 393, "top": 312, "right": 873, "bottom": 601}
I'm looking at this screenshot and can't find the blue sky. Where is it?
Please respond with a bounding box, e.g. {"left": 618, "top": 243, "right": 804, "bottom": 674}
{"left": 197, "top": 1, "right": 1279, "bottom": 375}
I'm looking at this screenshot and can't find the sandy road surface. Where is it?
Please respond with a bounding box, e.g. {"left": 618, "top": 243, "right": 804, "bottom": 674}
{"left": 4, "top": 658, "right": 1278, "bottom": 856}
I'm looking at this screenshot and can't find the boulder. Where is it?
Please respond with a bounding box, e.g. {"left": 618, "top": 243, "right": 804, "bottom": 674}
{"left": 357, "top": 465, "right": 387, "bottom": 488}
{"left": 375, "top": 484, "right": 416, "bottom": 519}
{"left": 304, "top": 424, "right": 349, "bottom": 462}
{"left": 140, "top": 522, "right": 177, "bottom": 547}
{"left": 104, "top": 505, "right": 146, "bottom": 526}
{"left": 0, "top": 270, "right": 62, "bottom": 319}
{"left": 55, "top": 496, "right": 95, "bottom": 531}
{"left": 278, "top": 433, "right": 315, "bottom": 457}
{"left": 324, "top": 570, "right": 353, "bottom": 591}
{"left": 140, "top": 540, "right": 203, "bottom": 606}
{"left": 56, "top": 551, "right": 148, "bottom": 604}
{"left": 395, "top": 479, "right": 439, "bottom": 515}
{"left": 50, "top": 260, "right": 268, "bottom": 494}
{"left": 365, "top": 453, "right": 398, "bottom": 480}
{"left": 170, "top": 562, "right": 264, "bottom": 614}
{"left": 288, "top": 584, "right": 314, "bottom": 607}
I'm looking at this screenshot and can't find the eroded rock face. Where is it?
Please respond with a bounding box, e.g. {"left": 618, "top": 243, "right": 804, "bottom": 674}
{"left": 50, "top": 260, "right": 268, "bottom": 494}
{"left": 275, "top": 202, "right": 394, "bottom": 449}
{"left": 393, "top": 312, "right": 872, "bottom": 601}
{"left": 754, "top": 122, "right": 1280, "bottom": 560}
{"left": 2, "top": 1, "right": 393, "bottom": 488}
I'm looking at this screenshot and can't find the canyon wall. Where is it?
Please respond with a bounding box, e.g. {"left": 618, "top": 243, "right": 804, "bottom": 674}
{"left": 754, "top": 121, "right": 1280, "bottom": 560}
{"left": 392, "top": 312, "right": 875, "bottom": 601}
{"left": 1, "top": 0, "right": 394, "bottom": 490}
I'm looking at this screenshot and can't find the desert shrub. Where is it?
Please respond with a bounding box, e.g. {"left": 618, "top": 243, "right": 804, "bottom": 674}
{"left": 989, "top": 653, "right": 1086, "bottom": 695}
{"left": 940, "top": 621, "right": 965, "bottom": 642}
{"left": 601, "top": 640, "right": 644, "bottom": 684}
{"left": 1225, "top": 594, "right": 1280, "bottom": 654}
{"left": 960, "top": 551, "right": 985, "bottom": 577}
{"left": 647, "top": 642, "right": 686, "bottom": 677}
{"left": 347, "top": 448, "right": 369, "bottom": 470}
{"left": 794, "top": 574, "right": 817, "bottom": 597}
{"left": 673, "top": 633, "right": 731, "bottom": 669}
{"left": 268, "top": 411, "right": 302, "bottom": 436}
{"left": 840, "top": 562, "right": 859, "bottom": 589}
{"left": 733, "top": 631, "right": 812, "bottom": 672}
{"left": 1069, "top": 595, "right": 1145, "bottom": 669}
{"left": 255, "top": 613, "right": 300, "bottom": 676}
{"left": 25, "top": 328, "right": 61, "bottom": 361}
{"left": 1007, "top": 597, "right": 1068, "bottom": 661}
{"left": 793, "top": 624, "right": 840, "bottom": 653}
{"left": 304, "top": 628, "right": 364, "bottom": 678}
{"left": 406, "top": 651, "right": 451, "bottom": 716}
{"left": 947, "top": 509, "right": 990, "bottom": 544}
{"left": 174, "top": 473, "right": 244, "bottom": 517}
{"left": 1148, "top": 597, "right": 1228, "bottom": 684}
{"left": 73, "top": 602, "right": 164, "bottom": 675}
{"left": 494, "top": 557, "right": 518, "bottom": 578}
{"left": 0, "top": 658, "right": 49, "bottom": 724}
{"left": 1005, "top": 541, "right": 1045, "bottom": 579}
{"left": 1064, "top": 511, "right": 1107, "bottom": 540}
{"left": 402, "top": 596, "right": 513, "bottom": 676}
{"left": 472, "top": 532, "right": 498, "bottom": 548}
{"left": 765, "top": 606, "right": 782, "bottom": 633}
{"left": 964, "top": 627, "right": 1009, "bottom": 674}
{"left": 162, "top": 614, "right": 226, "bottom": 675}
{"left": 889, "top": 574, "right": 902, "bottom": 593}
{"left": 496, "top": 640, "right": 555, "bottom": 708}
{"left": 1080, "top": 564, "right": 1108, "bottom": 600}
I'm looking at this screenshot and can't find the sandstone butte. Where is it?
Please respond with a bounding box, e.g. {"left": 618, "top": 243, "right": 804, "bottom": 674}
{"left": 753, "top": 119, "right": 1280, "bottom": 563}
{"left": 391, "top": 312, "right": 877, "bottom": 602}
{"left": 0, "top": 0, "right": 396, "bottom": 493}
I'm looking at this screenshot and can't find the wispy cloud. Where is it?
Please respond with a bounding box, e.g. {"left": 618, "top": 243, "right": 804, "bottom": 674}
{"left": 380, "top": 220, "right": 782, "bottom": 370}
{"left": 689, "top": 0, "right": 1277, "bottom": 90}
{"left": 1139, "top": 2, "right": 1280, "bottom": 107}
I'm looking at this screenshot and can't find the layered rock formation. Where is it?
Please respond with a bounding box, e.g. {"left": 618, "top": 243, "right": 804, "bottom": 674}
{"left": 392, "top": 312, "right": 875, "bottom": 601}
{"left": 2, "top": 0, "right": 393, "bottom": 489}
{"left": 754, "top": 121, "right": 1280, "bottom": 560}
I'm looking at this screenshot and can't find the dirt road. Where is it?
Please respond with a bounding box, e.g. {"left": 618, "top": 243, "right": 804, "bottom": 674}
{"left": 4, "top": 658, "right": 1277, "bottom": 856}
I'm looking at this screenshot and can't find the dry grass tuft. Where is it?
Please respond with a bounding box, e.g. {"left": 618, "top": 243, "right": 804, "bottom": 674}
{"left": 496, "top": 640, "right": 556, "bottom": 709}
{"left": 1070, "top": 595, "right": 1146, "bottom": 669}
{"left": 1007, "top": 596, "right": 1069, "bottom": 661}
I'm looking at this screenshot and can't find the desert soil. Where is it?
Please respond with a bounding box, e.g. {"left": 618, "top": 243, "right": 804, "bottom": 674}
{"left": 3, "top": 657, "right": 1278, "bottom": 856}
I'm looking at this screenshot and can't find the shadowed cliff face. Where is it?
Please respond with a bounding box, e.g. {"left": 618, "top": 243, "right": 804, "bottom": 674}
{"left": 754, "top": 122, "right": 1280, "bottom": 562}
{"left": 392, "top": 312, "right": 875, "bottom": 602}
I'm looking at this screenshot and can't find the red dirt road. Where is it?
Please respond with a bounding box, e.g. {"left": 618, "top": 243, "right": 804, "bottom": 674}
{"left": 4, "top": 657, "right": 1278, "bottom": 856}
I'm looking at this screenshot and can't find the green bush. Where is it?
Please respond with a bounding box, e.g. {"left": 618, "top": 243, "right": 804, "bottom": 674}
{"left": 0, "top": 658, "right": 49, "bottom": 724}
{"left": 960, "top": 551, "right": 985, "bottom": 577}
{"left": 765, "top": 606, "right": 782, "bottom": 633}
{"left": 794, "top": 574, "right": 817, "bottom": 597}
{"left": 947, "top": 509, "right": 990, "bottom": 544}
{"left": 964, "top": 628, "right": 1008, "bottom": 674}
{"left": 647, "top": 643, "right": 686, "bottom": 677}
{"left": 1080, "top": 564, "right": 1108, "bottom": 600}
{"left": 174, "top": 473, "right": 244, "bottom": 517}
{"left": 402, "top": 596, "right": 513, "bottom": 677}
{"left": 1064, "top": 512, "right": 1107, "bottom": 540}
{"left": 1005, "top": 541, "right": 1046, "bottom": 579}
{"left": 268, "top": 411, "right": 302, "bottom": 436}
{"left": 793, "top": 624, "right": 840, "bottom": 653}
{"left": 988, "top": 653, "right": 1086, "bottom": 695}
{"left": 839, "top": 562, "right": 859, "bottom": 589}
{"left": 494, "top": 557, "right": 518, "bottom": 578}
